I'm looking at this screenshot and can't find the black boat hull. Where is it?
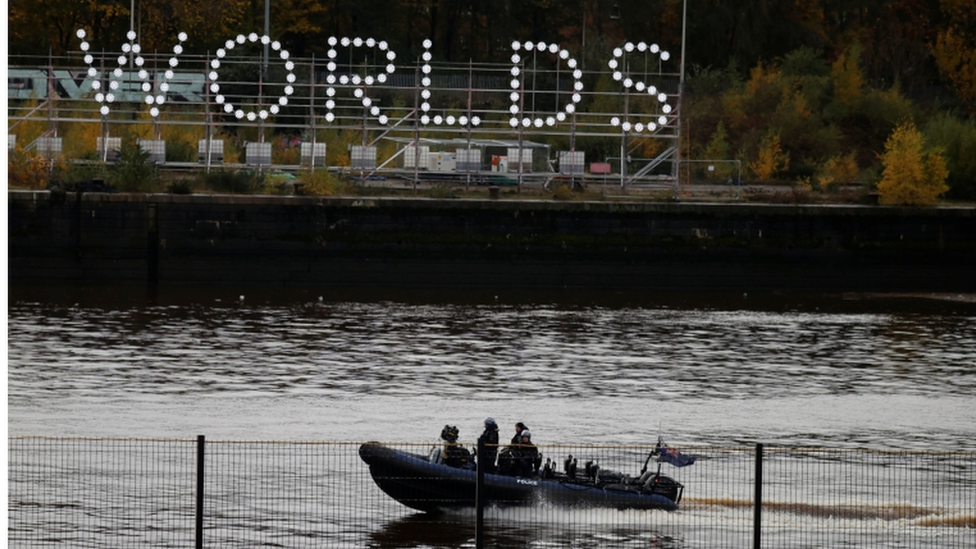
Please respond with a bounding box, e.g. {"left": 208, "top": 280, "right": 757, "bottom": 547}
{"left": 359, "top": 443, "right": 680, "bottom": 513}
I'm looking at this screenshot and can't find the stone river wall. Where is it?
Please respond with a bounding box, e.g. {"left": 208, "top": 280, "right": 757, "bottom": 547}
{"left": 8, "top": 191, "right": 976, "bottom": 291}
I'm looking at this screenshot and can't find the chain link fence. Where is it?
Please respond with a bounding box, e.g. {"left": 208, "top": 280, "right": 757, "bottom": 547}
{"left": 8, "top": 437, "right": 974, "bottom": 548}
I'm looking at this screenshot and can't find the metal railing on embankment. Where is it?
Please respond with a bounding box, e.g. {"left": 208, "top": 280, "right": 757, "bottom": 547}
{"left": 7, "top": 436, "right": 975, "bottom": 548}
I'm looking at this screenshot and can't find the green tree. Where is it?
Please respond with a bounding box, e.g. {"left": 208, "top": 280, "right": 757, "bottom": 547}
{"left": 877, "top": 122, "right": 948, "bottom": 206}
{"left": 831, "top": 42, "right": 864, "bottom": 110}
{"left": 110, "top": 142, "right": 160, "bottom": 192}
{"left": 136, "top": 0, "right": 249, "bottom": 53}
{"left": 703, "top": 122, "right": 732, "bottom": 179}
{"left": 683, "top": 0, "right": 822, "bottom": 72}
{"left": 8, "top": 0, "right": 128, "bottom": 56}
{"left": 923, "top": 113, "right": 976, "bottom": 200}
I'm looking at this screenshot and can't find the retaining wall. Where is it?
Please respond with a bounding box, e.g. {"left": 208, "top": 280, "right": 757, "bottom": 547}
{"left": 8, "top": 191, "right": 976, "bottom": 291}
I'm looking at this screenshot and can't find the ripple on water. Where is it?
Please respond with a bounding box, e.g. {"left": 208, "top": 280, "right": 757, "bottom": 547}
{"left": 7, "top": 298, "right": 976, "bottom": 448}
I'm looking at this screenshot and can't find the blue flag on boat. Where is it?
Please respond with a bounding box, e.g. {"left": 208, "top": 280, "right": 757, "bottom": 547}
{"left": 657, "top": 439, "right": 696, "bottom": 467}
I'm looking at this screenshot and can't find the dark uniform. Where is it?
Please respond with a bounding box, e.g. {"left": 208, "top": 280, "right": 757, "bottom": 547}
{"left": 478, "top": 417, "right": 500, "bottom": 473}
{"left": 513, "top": 430, "right": 541, "bottom": 477}
{"left": 511, "top": 421, "right": 528, "bottom": 444}
{"left": 440, "top": 425, "right": 472, "bottom": 468}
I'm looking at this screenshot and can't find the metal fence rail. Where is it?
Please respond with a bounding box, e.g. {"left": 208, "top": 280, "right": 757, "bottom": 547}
{"left": 8, "top": 437, "right": 198, "bottom": 548}
{"left": 7, "top": 437, "right": 975, "bottom": 548}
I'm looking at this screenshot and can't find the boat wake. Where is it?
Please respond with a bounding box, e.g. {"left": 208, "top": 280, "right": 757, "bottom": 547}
{"left": 684, "top": 497, "right": 975, "bottom": 526}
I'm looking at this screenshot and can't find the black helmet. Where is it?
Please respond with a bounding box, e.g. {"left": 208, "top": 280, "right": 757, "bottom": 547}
{"left": 440, "top": 425, "right": 459, "bottom": 443}
{"left": 484, "top": 417, "right": 498, "bottom": 429}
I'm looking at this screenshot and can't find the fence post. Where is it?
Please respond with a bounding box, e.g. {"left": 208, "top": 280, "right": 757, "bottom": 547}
{"left": 196, "top": 435, "right": 205, "bottom": 549}
{"left": 753, "top": 443, "right": 763, "bottom": 549}
{"left": 475, "top": 438, "right": 485, "bottom": 549}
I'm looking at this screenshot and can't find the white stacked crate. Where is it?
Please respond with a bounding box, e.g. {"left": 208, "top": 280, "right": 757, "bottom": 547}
{"left": 246, "top": 142, "right": 272, "bottom": 166}
{"left": 455, "top": 149, "right": 481, "bottom": 172}
{"left": 301, "top": 142, "right": 327, "bottom": 167}
{"left": 506, "top": 148, "right": 532, "bottom": 173}
{"left": 350, "top": 145, "right": 377, "bottom": 170}
{"left": 138, "top": 139, "right": 166, "bottom": 163}
{"left": 402, "top": 146, "right": 430, "bottom": 169}
{"left": 559, "top": 151, "right": 585, "bottom": 175}
{"left": 198, "top": 139, "right": 224, "bottom": 163}
{"left": 36, "top": 137, "right": 64, "bottom": 158}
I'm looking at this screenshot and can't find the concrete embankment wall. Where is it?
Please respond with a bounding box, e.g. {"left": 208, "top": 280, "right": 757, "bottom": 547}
{"left": 8, "top": 191, "right": 976, "bottom": 291}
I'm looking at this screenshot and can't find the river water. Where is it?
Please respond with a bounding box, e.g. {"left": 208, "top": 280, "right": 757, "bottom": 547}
{"left": 7, "top": 285, "right": 976, "bottom": 548}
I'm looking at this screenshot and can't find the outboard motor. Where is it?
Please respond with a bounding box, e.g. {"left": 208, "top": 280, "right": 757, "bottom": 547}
{"left": 644, "top": 474, "right": 684, "bottom": 503}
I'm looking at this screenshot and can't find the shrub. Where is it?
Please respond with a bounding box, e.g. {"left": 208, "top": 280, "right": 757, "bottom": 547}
{"left": 552, "top": 183, "right": 575, "bottom": 200}
{"left": 161, "top": 119, "right": 205, "bottom": 162}
{"left": 201, "top": 169, "right": 265, "bottom": 194}
{"left": 300, "top": 169, "right": 349, "bottom": 196}
{"left": 426, "top": 184, "right": 457, "bottom": 199}
{"left": 167, "top": 180, "right": 194, "bottom": 194}
{"left": 62, "top": 159, "right": 109, "bottom": 186}
{"left": 8, "top": 150, "right": 65, "bottom": 189}
{"left": 165, "top": 137, "right": 197, "bottom": 163}
{"left": 816, "top": 153, "right": 861, "bottom": 190}
{"left": 108, "top": 142, "right": 159, "bottom": 192}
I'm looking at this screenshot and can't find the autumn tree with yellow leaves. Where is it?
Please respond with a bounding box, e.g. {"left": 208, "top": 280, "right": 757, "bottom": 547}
{"left": 877, "top": 122, "right": 948, "bottom": 206}
{"left": 749, "top": 133, "right": 789, "bottom": 181}
{"left": 932, "top": 0, "right": 976, "bottom": 115}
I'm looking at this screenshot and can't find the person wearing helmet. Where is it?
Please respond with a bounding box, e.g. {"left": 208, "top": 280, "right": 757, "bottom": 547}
{"left": 478, "top": 417, "right": 500, "bottom": 473}
{"left": 440, "top": 425, "right": 472, "bottom": 469}
{"left": 514, "top": 429, "right": 541, "bottom": 477}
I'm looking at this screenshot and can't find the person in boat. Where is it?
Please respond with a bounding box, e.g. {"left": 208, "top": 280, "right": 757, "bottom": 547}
{"left": 440, "top": 425, "right": 473, "bottom": 469}
{"left": 497, "top": 422, "right": 526, "bottom": 475}
{"left": 511, "top": 421, "right": 528, "bottom": 444}
{"left": 498, "top": 429, "right": 541, "bottom": 477}
{"left": 513, "top": 430, "right": 542, "bottom": 477}
{"left": 477, "top": 417, "right": 499, "bottom": 473}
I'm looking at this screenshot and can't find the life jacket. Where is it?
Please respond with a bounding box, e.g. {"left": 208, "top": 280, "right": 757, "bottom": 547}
{"left": 442, "top": 443, "right": 472, "bottom": 468}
